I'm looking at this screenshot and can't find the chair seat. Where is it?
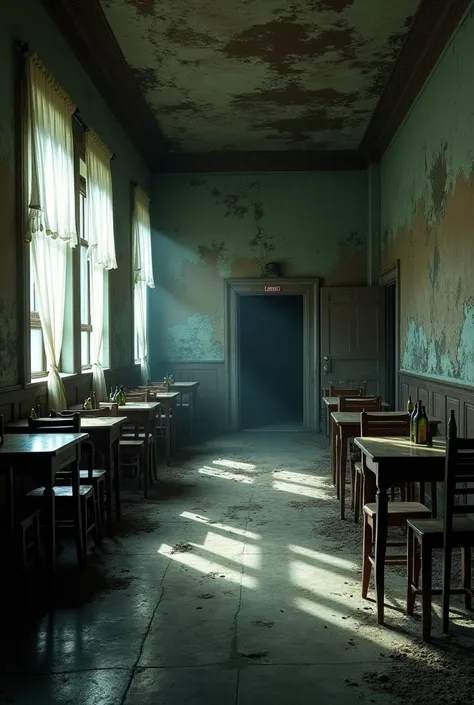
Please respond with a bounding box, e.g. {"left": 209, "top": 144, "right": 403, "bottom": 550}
{"left": 120, "top": 439, "right": 144, "bottom": 447}
{"left": 121, "top": 433, "right": 153, "bottom": 440}
{"left": 27, "top": 485, "right": 93, "bottom": 499}
{"left": 408, "top": 515, "right": 474, "bottom": 539}
{"left": 79, "top": 469, "right": 106, "bottom": 481}
{"left": 364, "top": 501, "right": 430, "bottom": 519}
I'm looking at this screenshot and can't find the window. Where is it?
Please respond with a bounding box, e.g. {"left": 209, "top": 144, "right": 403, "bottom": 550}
{"left": 79, "top": 158, "right": 92, "bottom": 369}
{"left": 30, "top": 259, "right": 47, "bottom": 377}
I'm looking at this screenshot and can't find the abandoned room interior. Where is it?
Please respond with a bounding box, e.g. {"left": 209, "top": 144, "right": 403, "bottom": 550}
{"left": 1, "top": 0, "right": 474, "bottom": 703}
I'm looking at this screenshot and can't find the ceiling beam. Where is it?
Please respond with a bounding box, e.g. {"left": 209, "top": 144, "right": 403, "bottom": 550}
{"left": 41, "top": 0, "right": 168, "bottom": 171}
{"left": 158, "top": 150, "right": 367, "bottom": 174}
{"left": 360, "top": 0, "right": 472, "bottom": 161}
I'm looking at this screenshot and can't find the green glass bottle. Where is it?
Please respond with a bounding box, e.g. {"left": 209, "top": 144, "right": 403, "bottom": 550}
{"left": 417, "top": 405, "right": 428, "bottom": 445}
{"left": 448, "top": 409, "right": 457, "bottom": 439}
{"left": 410, "top": 402, "right": 418, "bottom": 442}
{"left": 407, "top": 396, "right": 413, "bottom": 414}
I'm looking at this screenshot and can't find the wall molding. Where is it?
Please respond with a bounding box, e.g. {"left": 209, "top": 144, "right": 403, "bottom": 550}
{"left": 360, "top": 0, "right": 472, "bottom": 160}
{"left": 158, "top": 150, "right": 367, "bottom": 174}
{"left": 399, "top": 370, "right": 474, "bottom": 437}
{"left": 41, "top": 0, "right": 168, "bottom": 170}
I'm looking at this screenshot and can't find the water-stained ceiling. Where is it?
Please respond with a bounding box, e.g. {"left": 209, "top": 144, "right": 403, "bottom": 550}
{"left": 100, "top": 0, "right": 421, "bottom": 153}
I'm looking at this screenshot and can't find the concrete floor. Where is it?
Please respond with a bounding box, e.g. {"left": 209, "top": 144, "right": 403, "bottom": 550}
{"left": 1, "top": 432, "right": 471, "bottom": 704}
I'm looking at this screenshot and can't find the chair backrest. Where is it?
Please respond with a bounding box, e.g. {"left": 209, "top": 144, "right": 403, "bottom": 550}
{"left": 444, "top": 437, "right": 474, "bottom": 524}
{"left": 360, "top": 412, "right": 410, "bottom": 438}
{"left": 125, "top": 390, "right": 148, "bottom": 402}
{"left": 98, "top": 402, "right": 119, "bottom": 416}
{"left": 28, "top": 414, "right": 81, "bottom": 433}
{"left": 57, "top": 408, "right": 109, "bottom": 417}
{"left": 338, "top": 396, "right": 382, "bottom": 412}
{"left": 330, "top": 383, "right": 366, "bottom": 397}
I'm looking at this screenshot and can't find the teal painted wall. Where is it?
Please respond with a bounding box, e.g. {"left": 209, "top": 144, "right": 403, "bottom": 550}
{"left": 381, "top": 4, "right": 474, "bottom": 385}
{"left": 150, "top": 170, "right": 368, "bottom": 364}
{"left": 0, "top": 0, "right": 150, "bottom": 387}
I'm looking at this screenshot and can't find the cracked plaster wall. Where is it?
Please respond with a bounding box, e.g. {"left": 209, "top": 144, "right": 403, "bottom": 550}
{"left": 0, "top": 0, "right": 151, "bottom": 386}
{"left": 150, "top": 170, "right": 368, "bottom": 363}
{"left": 381, "top": 5, "right": 474, "bottom": 385}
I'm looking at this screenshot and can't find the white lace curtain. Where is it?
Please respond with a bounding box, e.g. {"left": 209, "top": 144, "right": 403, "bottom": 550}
{"left": 132, "top": 185, "right": 154, "bottom": 383}
{"left": 85, "top": 130, "right": 117, "bottom": 401}
{"left": 26, "top": 54, "right": 77, "bottom": 410}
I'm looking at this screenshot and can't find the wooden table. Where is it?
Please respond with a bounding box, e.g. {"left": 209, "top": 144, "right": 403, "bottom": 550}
{"left": 170, "top": 381, "right": 199, "bottom": 440}
{"left": 332, "top": 412, "right": 441, "bottom": 519}
{"left": 151, "top": 392, "right": 180, "bottom": 466}
{"left": 118, "top": 402, "right": 160, "bottom": 498}
{"left": 323, "top": 397, "right": 390, "bottom": 479}
{"left": 354, "top": 435, "right": 446, "bottom": 624}
{"left": 7, "top": 417, "right": 126, "bottom": 530}
{"left": 0, "top": 432, "right": 88, "bottom": 579}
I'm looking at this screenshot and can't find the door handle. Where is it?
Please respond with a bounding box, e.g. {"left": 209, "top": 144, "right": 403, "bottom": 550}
{"left": 323, "top": 356, "right": 331, "bottom": 375}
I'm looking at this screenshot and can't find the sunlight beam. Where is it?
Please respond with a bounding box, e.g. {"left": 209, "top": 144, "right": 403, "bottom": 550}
{"left": 199, "top": 466, "right": 254, "bottom": 484}
{"left": 180, "top": 511, "right": 261, "bottom": 540}
{"left": 213, "top": 459, "right": 256, "bottom": 471}
{"left": 272, "top": 480, "right": 324, "bottom": 498}
{"left": 158, "top": 543, "right": 257, "bottom": 588}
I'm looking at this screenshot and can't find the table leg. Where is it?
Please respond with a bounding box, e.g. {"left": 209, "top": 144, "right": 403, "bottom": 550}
{"left": 339, "top": 429, "right": 348, "bottom": 520}
{"left": 330, "top": 417, "right": 336, "bottom": 485}
{"left": 105, "top": 444, "right": 114, "bottom": 531}
{"left": 143, "top": 419, "right": 150, "bottom": 498}
{"left": 375, "top": 484, "right": 389, "bottom": 624}
{"left": 165, "top": 404, "right": 171, "bottom": 467}
{"left": 113, "top": 438, "right": 121, "bottom": 521}
{"left": 72, "top": 456, "right": 85, "bottom": 567}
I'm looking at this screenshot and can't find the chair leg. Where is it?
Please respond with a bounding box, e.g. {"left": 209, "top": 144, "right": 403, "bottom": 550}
{"left": 441, "top": 542, "right": 453, "bottom": 635}
{"left": 407, "top": 527, "right": 417, "bottom": 616}
{"left": 354, "top": 470, "right": 361, "bottom": 524}
{"left": 91, "top": 493, "right": 100, "bottom": 546}
{"left": 362, "top": 514, "right": 372, "bottom": 599}
{"left": 350, "top": 460, "right": 356, "bottom": 512}
{"left": 95, "top": 486, "right": 103, "bottom": 544}
{"left": 421, "top": 543, "right": 432, "bottom": 641}
{"left": 80, "top": 498, "right": 88, "bottom": 566}
{"left": 462, "top": 547, "right": 472, "bottom": 611}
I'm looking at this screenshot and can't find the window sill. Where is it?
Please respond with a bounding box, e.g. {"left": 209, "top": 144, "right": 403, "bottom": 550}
{"left": 27, "top": 372, "right": 78, "bottom": 387}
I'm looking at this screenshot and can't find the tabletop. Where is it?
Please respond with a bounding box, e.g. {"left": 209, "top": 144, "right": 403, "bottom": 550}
{"left": 170, "top": 382, "right": 200, "bottom": 389}
{"left": 354, "top": 436, "right": 446, "bottom": 461}
{"left": 331, "top": 411, "right": 441, "bottom": 426}
{"left": 8, "top": 417, "right": 127, "bottom": 431}
{"left": 152, "top": 392, "right": 181, "bottom": 400}
{"left": 0, "top": 433, "right": 88, "bottom": 457}
{"left": 323, "top": 396, "right": 390, "bottom": 408}
{"left": 118, "top": 401, "right": 161, "bottom": 411}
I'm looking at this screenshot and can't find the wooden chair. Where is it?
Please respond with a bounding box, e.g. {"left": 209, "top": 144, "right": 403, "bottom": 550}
{"left": 336, "top": 396, "right": 381, "bottom": 497}
{"left": 124, "top": 390, "right": 148, "bottom": 402}
{"left": 407, "top": 435, "right": 474, "bottom": 640}
{"left": 330, "top": 383, "right": 366, "bottom": 397}
{"left": 360, "top": 411, "right": 431, "bottom": 601}
{"left": 50, "top": 410, "right": 108, "bottom": 531}
{"left": 353, "top": 413, "right": 411, "bottom": 522}
{"left": 99, "top": 402, "right": 119, "bottom": 416}
{"left": 26, "top": 415, "right": 100, "bottom": 562}
{"left": 20, "top": 511, "right": 42, "bottom": 572}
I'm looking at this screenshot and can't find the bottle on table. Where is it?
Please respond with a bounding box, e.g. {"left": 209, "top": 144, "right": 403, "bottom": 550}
{"left": 119, "top": 386, "right": 126, "bottom": 405}
{"left": 407, "top": 396, "right": 413, "bottom": 414}
{"left": 30, "top": 406, "right": 37, "bottom": 419}
{"left": 91, "top": 391, "right": 97, "bottom": 409}
{"left": 410, "top": 402, "right": 418, "bottom": 442}
{"left": 416, "top": 405, "right": 428, "bottom": 445}
{"left": 448, "top": 410, "right": 457, "bottom": 438}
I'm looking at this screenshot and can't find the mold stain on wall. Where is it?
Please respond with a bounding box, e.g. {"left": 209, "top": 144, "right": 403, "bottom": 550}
{"left": 381, "top": 6, "right": 474, "bottom": 385}
{"left": 151, "top": 170, "right": 368, "bottom": 362}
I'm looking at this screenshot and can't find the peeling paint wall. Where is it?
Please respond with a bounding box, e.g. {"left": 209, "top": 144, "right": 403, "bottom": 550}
{"left": 0, "top": 0, "right": 151, "bottom": 386}
{"left": 150, "top": 170, "right": 368, "bottom": 363}
{"left": 381, "top": 5, "right": 474, "bottom": 385}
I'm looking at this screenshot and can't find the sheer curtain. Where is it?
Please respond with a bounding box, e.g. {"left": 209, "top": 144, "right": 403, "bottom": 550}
{"left": 132, "top": 185, "right": 154, "bottom": 383}
{"left": 26, "top": 54, "right": 77, "bottom": 410}
{"left": 85, "top": 130, "right": 117, "bottom": 401}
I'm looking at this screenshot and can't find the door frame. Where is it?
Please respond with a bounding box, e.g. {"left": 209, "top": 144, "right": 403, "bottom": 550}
{"left": 380, "top": 260, "right": 400, "bottom": 410}
{"left": 224, "top": 278, "right": 320, "bottom": 432}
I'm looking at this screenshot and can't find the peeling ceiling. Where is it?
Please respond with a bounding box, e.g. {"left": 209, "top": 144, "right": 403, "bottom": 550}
{"left": 100, "top": 0, "right": 421, "bottom": 152}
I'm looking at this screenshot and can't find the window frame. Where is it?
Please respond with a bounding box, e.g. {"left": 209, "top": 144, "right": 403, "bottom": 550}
{"left": 78, "top": 171, "right": 93, "bottom": 370}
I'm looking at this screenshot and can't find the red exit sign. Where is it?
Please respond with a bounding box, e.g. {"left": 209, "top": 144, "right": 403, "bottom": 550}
{"left": 264, "top": 285, "right": 282, "bottom": 292}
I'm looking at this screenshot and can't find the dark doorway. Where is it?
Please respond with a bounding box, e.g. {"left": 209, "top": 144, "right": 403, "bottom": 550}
{"left": 239, "top": 295, "right": 303, "bottom": 430}
{"left": 385, "top": 283, "right": 396, "bottom": 410}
